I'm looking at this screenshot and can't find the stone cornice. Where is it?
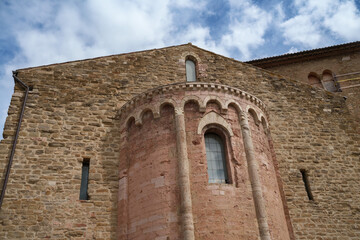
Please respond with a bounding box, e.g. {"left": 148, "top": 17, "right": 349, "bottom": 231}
{"left": 118, "top": 82, "right": 268, "bottom": 117}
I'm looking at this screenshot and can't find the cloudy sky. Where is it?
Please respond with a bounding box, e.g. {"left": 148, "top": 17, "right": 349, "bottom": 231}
{"left": 0, "top": 0, "right": 360, "bottom": 138}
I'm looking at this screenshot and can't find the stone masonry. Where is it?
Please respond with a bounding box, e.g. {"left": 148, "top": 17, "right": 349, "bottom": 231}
{"left": 0, "top": 43, "right": 359, "bottom": 239}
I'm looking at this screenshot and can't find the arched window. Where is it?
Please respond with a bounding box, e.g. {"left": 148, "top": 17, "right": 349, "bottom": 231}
{"left": 205, "top": 133, "right": 228, "bottom": 183}
{"left": 186, "top": 59, "right": 196, "bottom": 82}
{"left": 322, "top": 70, "right": 336, "bottom": 92}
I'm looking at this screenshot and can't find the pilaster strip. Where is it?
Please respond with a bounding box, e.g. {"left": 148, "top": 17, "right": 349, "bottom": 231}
{"left": 239, "top": 112, "right": 271, "bottom": 240}
{"left": 174, "top": 107, "right": 195, "bottom": 240}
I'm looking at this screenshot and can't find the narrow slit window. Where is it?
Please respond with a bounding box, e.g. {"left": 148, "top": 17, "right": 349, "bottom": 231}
{"left": 300, "top": 169, "right": 314, "bottom": 201}
{"left": 186, "top": 59, "right": 196, "bottom": 82}
{"left": 205, "top": 133, "right": 229, "bottom": 183}
{"left": 80, "top": 158, "right": 90, "bottom": 200}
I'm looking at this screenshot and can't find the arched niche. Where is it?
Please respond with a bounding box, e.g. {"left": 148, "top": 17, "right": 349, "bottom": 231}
{"left": 140, "top": 109, "right": 154, "bottom": 124}
{"left": 126, "top": 116, "right": 136, "bottom": 130}
{"left": 308, "top": 72, "right": 322, "bottom": 88}
{"left": 322, "top": 70, "right": 337, "bottom": 92}
{"left": 181, "top": 96, "right": 204, "bottom": 112}
{"left": 203, "top": 95, "right": 226, "bottom": 112}
{"left": 247, "top": 107, "right": 261, "bottom": 126}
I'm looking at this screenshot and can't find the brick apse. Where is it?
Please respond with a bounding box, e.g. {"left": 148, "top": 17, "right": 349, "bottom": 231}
{"left": 0, "top": 43, "right": 359, "bottom": 239}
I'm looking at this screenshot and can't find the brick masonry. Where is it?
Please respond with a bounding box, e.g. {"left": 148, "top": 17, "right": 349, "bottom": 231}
{"left": 0, "top": 44, "right": 359, "bottom": 239}
{"left": 116, "top": 83, "right": 291, "bottom": 239}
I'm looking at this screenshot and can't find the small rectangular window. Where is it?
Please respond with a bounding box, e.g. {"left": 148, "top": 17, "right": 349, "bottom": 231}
{"left": 80, "top": 158, "right": 90, "bottom": 200}
{"left": 300, "top": 169, "right": 314, "bottom": 201}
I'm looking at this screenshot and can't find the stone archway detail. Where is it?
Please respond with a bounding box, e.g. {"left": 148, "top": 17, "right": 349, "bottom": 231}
{"left": 181, "top": 95, "right": 205, "bottom": 112}
{"left": 246, "top": 106, "right": 261, "bottom": 126}
{"left": 197, "top": 111, "right": 234, "bottom": 136}
{"left": 203, "top": 95, "right": 226, "bottom": 112}
{"left": 225, "top": 100, "right": 243, "bottom": 114}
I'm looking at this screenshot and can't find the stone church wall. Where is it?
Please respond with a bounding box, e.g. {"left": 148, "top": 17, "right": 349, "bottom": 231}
{"left": 0, "top": 44, "right": 358, "bottom": 239}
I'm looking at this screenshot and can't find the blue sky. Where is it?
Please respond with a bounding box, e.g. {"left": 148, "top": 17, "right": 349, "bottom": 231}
{"left": 1, "top": 0, "right": 360, "bottom": 138}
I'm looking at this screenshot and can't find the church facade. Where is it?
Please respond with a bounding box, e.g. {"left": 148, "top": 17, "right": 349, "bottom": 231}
{"left": 0, "top": 43, "right": 359, "bottom": 239}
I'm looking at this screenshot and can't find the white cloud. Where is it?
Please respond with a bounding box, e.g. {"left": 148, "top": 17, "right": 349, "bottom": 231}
{"left": 7, "top": 0, "right": 174, "bottom": 68}
{"left": 274, "top": 3, "right": 286, "bottom": 23}
{"left": 287, "top": 47, "right": 299, "bottom": 54}
{"left": 221, "top": 0, "right": 272, "bottom": 60}
{"left": 85, "top": 0, "right": 173, "bottom": 53}
{"left": 173, "top": 24, "right": 227, "bottom": 56}
{"left": 281, "top": 15, "right": 322, "bottom": 47}
{"left": 281, "top": 0, "right": 360, "bottom": 47}
{"left": 174, "top": 0, "right": 274, "bottom": 59}
{"left": 170, "top": 0, "right": 207, "bottom": 9}
{"left": 294, "top": 0, "right": 337, "bottom": 14}
{"left": 323, "top": 1, "right": 360, "bottom": 41}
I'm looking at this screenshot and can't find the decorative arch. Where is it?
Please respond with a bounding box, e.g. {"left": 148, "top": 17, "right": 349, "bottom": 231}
{"left": 159, "top": 99, "right": 177, "bottom": 115}
{"left": 197, "top": 111, "right": 233, "bottom": 136}
{"left": 180, "top": 51, "right": 201, "bottom": 64}
{"left": 181, "top": 95, "right": 204, "bottom": 112}
{"left": 225, "top": 100, "right": 243, "bottom": 114}
{"left": 203, "top": 96, "right": 226, "bottom": 112}
{"left": 125, "top": 116, "right": 136, "bottom": 130}
{"left": 308, "top": 72, "right": 322, "bottom": 88}
{"left": 259, "top": 114, "right": 268, "bottom": 129}
{"left": 247, "top": 106, "right": 261, "bottom": 125}
{"left": 135, "top": 105, "right": 156, "bottom": 126}
{"left": 322, "top": 69, "right": 333, "bottom": 76}
{"left": 140, "top": 108, "right": 154, "bottom": 124}
{"left": 261, "top": 116, "right": 270, "bottom": 136}
{"left": 322, "top": 70, "right": 336, "bottom": 92}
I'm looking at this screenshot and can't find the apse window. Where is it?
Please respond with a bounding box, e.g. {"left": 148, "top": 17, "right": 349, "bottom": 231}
{"left": 80, "top": 158, "right": 90, "bottom": 200}
{"left": 186, "top": 59, "right": 196, "bottom": 82}
{"left": 205, "top": 133, "right": 229, "bottom": 183}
